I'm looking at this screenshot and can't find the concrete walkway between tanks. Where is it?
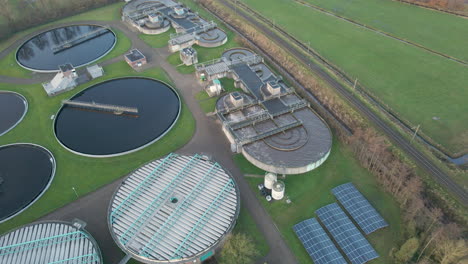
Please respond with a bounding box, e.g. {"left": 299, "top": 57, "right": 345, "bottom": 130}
{"left": 32, "top": 20, "right": 298, "bottom": 264}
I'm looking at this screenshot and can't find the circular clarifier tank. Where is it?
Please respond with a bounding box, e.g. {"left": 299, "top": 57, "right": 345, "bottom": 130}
{"left": 54, "top": 77, "right": 181, "bottom": 157}
{"left": 0, "top": 143, "right": 56, "bottom": 223}
{"left": 0, "top": 91, "right": 28, "bottom": 136}
{"left": 16, "top": 24, "right": 116, "bottom": 72}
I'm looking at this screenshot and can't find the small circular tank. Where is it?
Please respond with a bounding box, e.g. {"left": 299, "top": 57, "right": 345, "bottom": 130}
{"left": 272, "top": 180, "right": 285, "bottom": 200}
{"left": 264, "top": 172, "right": 277, "bottom": 189}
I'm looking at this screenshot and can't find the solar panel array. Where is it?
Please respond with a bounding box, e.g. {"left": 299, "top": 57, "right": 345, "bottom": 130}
{"left": 332, "top": 183, "right": 388, "bottom": 235}
{"left": 293, "top": 218, "right": 347, "bottom": 264}
{"left": 316, "top": 203, "right": 379, "bottom": 264}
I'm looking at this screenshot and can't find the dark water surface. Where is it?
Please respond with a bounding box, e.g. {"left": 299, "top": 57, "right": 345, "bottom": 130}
{"left": 0, "top": 144, "right": 54, "bottom": 222}
{"left": 54, "top": 78, "right": 180, "bottom": 156}
{"left": 16, "top": 25, "right": 115, "bottom": 71}
{"left": 0, "top": 91, "right": 27, "bottom": 136}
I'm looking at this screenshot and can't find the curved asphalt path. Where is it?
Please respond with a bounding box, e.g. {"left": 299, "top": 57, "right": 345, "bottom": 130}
{"left": 217, "top": 0, "right": 468, "bottom": 205}
{"left": 0, "top": 20, "right": 297, "bottom": 264}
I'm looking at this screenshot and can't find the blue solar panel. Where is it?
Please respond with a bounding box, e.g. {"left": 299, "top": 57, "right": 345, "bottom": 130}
{"left": 332, "top": 183, "right": 388, "bottom": 235}
{"left": 316, "top": 203, "right": 379, "bottom": 264}
{"left": 293, "top": 218, "right": 347, "bottom": 264}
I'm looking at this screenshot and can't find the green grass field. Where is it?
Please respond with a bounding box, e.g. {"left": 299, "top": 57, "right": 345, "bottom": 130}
{"left": 240, "top": 0, "right": 468, "bottom": 155}
{"left": 237, "top": 138, "right": 402, "bottom": 263}
{"left": 0, "top": 62, "right": 195, "bottom": 234}
{"left": 302, "top": 0, "right": 468, "bottom": 61}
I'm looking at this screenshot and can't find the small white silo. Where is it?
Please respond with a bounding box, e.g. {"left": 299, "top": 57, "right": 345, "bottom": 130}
{"left": 272, "top": 180, "right": 285, "bottom": 200}
{"left": 264, "top": 172, "right": 277, "bottom": 189}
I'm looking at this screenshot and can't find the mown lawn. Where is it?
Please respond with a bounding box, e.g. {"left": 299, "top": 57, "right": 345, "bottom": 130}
{"left": 241, "top": 0, "right": 468, "bottom": 154}
{"left": 0, "top": 62, "right": 195, "bottom": 234}
{"left": 0, "top": 49, "right": 31, "bottom": 78}
{"left": 139, "top": 27, "right": 175, "bottom": 49}
{"left": 167, "top": 52, "right": 196, "bottom": 74}
{"left": 303, "top": 0, "right": 468, "bottom": 61}
{"left": 237, "top": 138, "right": 402, "bottom": 264}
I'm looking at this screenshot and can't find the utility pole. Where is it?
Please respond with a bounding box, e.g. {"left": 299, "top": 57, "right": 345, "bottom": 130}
{"left": 411, "top": 124, "right": 420, "bottom": 142}
{"left": 353, "top": 78, "right": 358, "bottom": 90}
{"left": 234, "top": 0, "right": 237, "bottom": 16}
{"left": 307, "top": 41, "right": 310, "bottom": 54}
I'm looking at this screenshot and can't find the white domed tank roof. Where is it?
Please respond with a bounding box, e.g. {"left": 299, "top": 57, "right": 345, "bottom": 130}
{"left": 264, "top": 172, "right": 277, "bottom": 189}
{"left": 0, "top": 220, "right": 102, "bottom": 264}
{"left": 272, "top": 180, "right": 285, "bottom": 200}
{"left": 108, "top": 153, "right": 240, "bottom": 264}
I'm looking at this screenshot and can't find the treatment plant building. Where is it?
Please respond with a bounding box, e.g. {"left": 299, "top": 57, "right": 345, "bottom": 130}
{"left": 196, "top": 49, "right": 333, "bottom": 175}
{"left": 108, "top": 153, "right": 240, "bottom": 263}
{"left": 122, "top": 0, "right": 228, "bottom": 52}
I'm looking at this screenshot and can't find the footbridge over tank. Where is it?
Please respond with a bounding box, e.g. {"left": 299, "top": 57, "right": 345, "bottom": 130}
{"left": 62, "top": 100, "right": 139, "bottom": 115}
{"left": 51, "top": 27, "right": 111, "bottom": 54}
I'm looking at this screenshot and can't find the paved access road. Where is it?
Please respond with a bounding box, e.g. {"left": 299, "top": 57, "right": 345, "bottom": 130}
{"left": 216, "top": 0, "right": 468, "bottom": 205}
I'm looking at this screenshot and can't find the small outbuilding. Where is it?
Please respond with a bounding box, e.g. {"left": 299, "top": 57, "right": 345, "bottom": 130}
{"left": 86, "top": 64, "right": 104, "bottom": 79}
{"left": 205, "top": 79, "right": 223, "bottom": 97}
{"left": 125, "top": 49, "right": 147, "bottom": 69}
{"left": 42, "top": 63, "right": 78, "bottom": 96}
{"left": 180, "top": 47, "right": 198, "bottom": 66}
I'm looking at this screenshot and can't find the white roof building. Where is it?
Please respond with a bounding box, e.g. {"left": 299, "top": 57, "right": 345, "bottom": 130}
{"left": 0, "top": 220, "right": 102, "bottom": 264}
{"left": 108, "top": 153, "right": 240, "bottom": 263}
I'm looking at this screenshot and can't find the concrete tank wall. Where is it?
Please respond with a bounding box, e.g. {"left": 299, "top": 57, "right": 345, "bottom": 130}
{"left": 241, "top": 147, "right": 331, "bottom": 175}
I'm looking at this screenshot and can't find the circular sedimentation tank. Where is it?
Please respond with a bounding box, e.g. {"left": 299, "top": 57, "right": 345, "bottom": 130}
{"left": 54, "top": 77, "right": 181, "bottom": 157}
{"left": 0, "top": 220, "right": 102, "bottom": 264}
{"left": 0, "top": 143, "right": 55, "bottom": 223}
{"left": 0, "top": 91, "right": 28, "bottom": 136}
{"left": 108, "top": 153, "right": 240, "bottom": 264}
{"left": 16, "top": 24, "right": 116, "bottom": 72}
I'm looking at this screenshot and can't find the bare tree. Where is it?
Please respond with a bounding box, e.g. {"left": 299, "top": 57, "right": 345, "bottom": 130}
{"left": 434, "top": 239, "right": 468, "bottom": 264}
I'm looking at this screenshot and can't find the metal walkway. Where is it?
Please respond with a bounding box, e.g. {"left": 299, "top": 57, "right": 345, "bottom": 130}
{"left": 62, "top": 100, "right": 139, "bottom": 114}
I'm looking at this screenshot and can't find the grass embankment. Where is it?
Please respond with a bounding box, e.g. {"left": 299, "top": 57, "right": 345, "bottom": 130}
{"left": 0, "top": 61, "right": 195, "bottom": 234}
{"left": 240, "top": 0, "right": 468, "bottom": 155}
{"left": 195, "top": 78, "right": 243, "bottom": 113}
{"left": 237, "top": 139, "right": 402, "bottom": 264}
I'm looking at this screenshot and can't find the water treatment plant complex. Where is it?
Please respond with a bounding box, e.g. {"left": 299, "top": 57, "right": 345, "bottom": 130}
{"left": 1, "top": 0, "right": 464, "bottom": 264}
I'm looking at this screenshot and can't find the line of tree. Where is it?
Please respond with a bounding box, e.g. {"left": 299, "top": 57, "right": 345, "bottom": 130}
{"left": 0, "top": 0, "right": 119, "bottom": 41}
{"left": 197, "top": 0, "right": 468, "bottom": 263}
